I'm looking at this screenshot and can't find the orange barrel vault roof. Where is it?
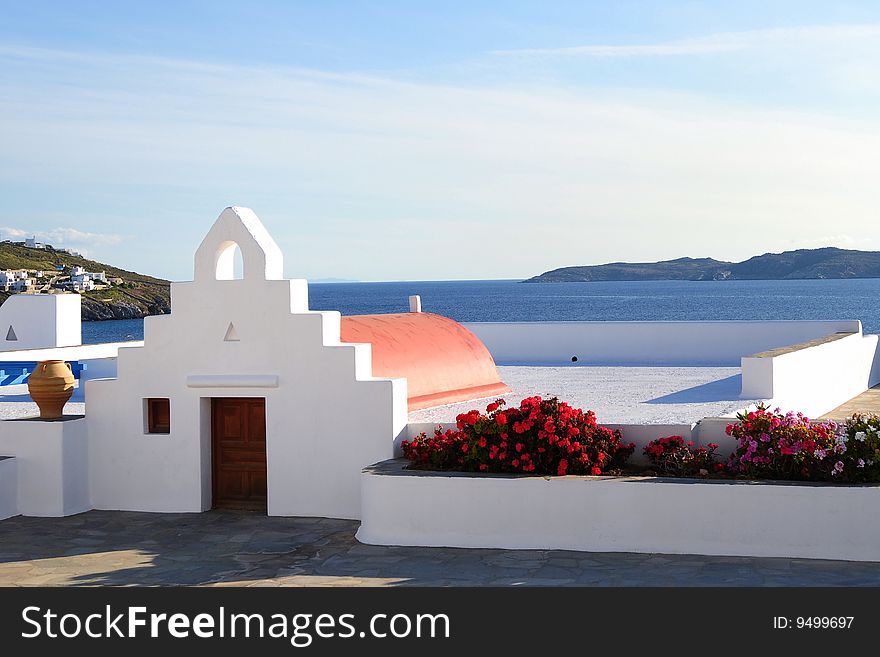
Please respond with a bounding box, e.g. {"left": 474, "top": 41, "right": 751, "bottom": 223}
{"left": 340, "top": 312, "right": 511, "bottom": 411}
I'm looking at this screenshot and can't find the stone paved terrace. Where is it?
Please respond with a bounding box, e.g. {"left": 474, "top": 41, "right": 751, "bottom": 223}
{"left": 2, "top": 511, "right": 880, "bottom": 586}
{"left": 822, "top": 384, "right": 880, "bottom": 420}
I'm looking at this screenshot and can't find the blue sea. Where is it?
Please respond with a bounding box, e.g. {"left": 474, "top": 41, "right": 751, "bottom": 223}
{"left": 81, "top": 278, "right": 880, "bottom": 344}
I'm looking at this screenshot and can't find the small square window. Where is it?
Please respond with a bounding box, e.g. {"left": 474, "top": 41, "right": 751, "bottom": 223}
{"left": 146, "top": 398, "right": 170, "bottom": 434}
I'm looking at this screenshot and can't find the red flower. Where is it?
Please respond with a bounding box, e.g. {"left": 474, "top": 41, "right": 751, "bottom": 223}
{"left": 400, "top": 395, "right": 634, "bottom": 477}
{"left": 591, "top": 466, "right": 602, "bottom": 476}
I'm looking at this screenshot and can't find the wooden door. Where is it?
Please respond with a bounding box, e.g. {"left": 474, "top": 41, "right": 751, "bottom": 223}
{"left": 212, "top": 398, "right": 267, "bottom": 510}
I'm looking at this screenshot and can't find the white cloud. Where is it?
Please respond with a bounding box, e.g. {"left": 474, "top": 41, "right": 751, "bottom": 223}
{"left": 492, "top": 24, "right": 880, "bottom": 58}
{"left": 1, "top": 44, "right": 880, "bottom": 278}
{"left": 0, "top": 226, "right": 125, "bottom": 248}
{"left": 784, "top": 235, "right": 877, "bottom": 250}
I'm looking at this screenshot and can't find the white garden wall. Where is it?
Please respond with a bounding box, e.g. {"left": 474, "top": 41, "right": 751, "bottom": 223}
{"left": 0, "top": 457, "right": 17, "bottom": 520}
{"left": 359, "top": 459, "right": 880, "bottom": 562}
{"left": 0, "top": 341, "right": 140, "bottom": 363}
{"left": 0, "top": 418, "right": 89, "bottom": 517}
{"left": 741, "top": 332, "right": 880, "bottom": 418}
{"left": 465, "top": 320, "right": 862, "bottom": 366}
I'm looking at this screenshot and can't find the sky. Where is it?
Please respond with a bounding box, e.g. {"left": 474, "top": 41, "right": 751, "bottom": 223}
{"left": 2, "top": 1, "right": 880, "bottom": 282}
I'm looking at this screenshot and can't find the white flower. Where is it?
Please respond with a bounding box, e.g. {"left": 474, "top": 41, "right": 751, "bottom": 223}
{"left": 855, "top": 431, "right": 867, "bottom": 442}
{"left": 858, "top": 459, "right": 866, "bottom": 468}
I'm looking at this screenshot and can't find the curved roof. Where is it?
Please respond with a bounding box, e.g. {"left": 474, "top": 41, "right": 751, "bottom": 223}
{"left": 340, "top": 312, "right": 510, "bottom": 411}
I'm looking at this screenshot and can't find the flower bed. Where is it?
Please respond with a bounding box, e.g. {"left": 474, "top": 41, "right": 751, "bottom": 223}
{"left": 643, "top": 435, "right": 722, "bottom": 477}
{"left": 402, "top": 397, "right": 634, "bottom": 477}
{"left": 725, "top": 405, "right": 880, "bottom": 483}
{"left": 363, "top": 398, "right": 880, "bottom": 560}
{"left": 400, "top": 397, "right": 880, "bottom": 485}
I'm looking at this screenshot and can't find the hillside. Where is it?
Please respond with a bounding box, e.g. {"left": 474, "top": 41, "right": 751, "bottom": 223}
{"left": 527, "top": 248, "right": 880, "bottom": 283}
{"left": 0, "top": 242, "right": 170, "bottom": 320}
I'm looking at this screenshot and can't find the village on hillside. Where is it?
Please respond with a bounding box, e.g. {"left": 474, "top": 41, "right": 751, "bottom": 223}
{"left": 0, "top": 236, "right": 124, "bottom": 295}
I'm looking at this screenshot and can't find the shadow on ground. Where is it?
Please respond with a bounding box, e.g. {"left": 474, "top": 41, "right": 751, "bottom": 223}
{"left": 1, "top": 510, "right": 879, "bottom": 587}
{"left": 646, "top": 374, "right": 743, "bottom": 405}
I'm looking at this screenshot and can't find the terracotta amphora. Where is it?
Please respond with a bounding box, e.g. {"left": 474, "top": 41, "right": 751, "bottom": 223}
{"left": 27, "top": 360, "right": 75, "bottom": 420}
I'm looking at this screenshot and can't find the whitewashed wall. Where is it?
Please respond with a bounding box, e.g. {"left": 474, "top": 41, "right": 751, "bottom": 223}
{"left": 0, "top": 418, "right": 89, "bottom": 517}
{"left": 0, "top": 342, "right": 141, "bottom": 363}
{"left": 465, "top": 320, "right": 862, "bottom": 366}
{"left": 359, "top": 460, "right": 880, "bottom": 561}
{"left": 87, "top": 207, "right": 408, "bottom": 520}
{"left": 741, "top": 333, "right": 880, "bottom": 417}
{"left": 0, "top": 294, "right": 81, "bottom": 351}
{"left": 0, "top": 457, "right": 17, "bottom": 520}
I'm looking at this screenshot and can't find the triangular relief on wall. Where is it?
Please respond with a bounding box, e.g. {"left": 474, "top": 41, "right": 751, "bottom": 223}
{"left": 223, "top": 322, "right": 240, "bottom": 342}
{"left": 6, "top": 325, "right": 17, "bottom": 341}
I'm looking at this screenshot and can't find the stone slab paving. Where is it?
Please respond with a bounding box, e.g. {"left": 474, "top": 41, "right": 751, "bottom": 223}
{"left": 1, "top": 510, "right": 879, "bottom": 586}
{"left": 822, "top": 384, "right": 880, "bottom": 420}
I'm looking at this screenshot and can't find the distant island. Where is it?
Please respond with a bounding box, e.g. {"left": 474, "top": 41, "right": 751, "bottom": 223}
{"left": 526, "top": 247, "right": 880, "bottom": 283}
{"left": 0, "top": 240, "right": 170, "bottom": 320}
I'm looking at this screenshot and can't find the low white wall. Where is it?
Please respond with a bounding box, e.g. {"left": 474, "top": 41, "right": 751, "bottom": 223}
{"left": 0, "top": 457, "right": 17, "bottom": 520}
{"left": 464, "top": 320, "right": 863, "bottom": 366}
{"left": 604, "top": 423, "right": 695, "bottom": 466}
{"left": 359, "top": 460, "right": 880, "bottom": 562}
{"left": 741, "top": 333, "right": 880, "bottom": 417}
{"left": 79, "top": 357, "right": 118, "bottom": 387}
{"left": 0, "top": 418, "right": 89, "bottom": 517}
{"left": 0, "top": 341, "right": 141, "bottom": 362}
{"left": 692, "top": 416, "right": 742, "bottom": 456}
